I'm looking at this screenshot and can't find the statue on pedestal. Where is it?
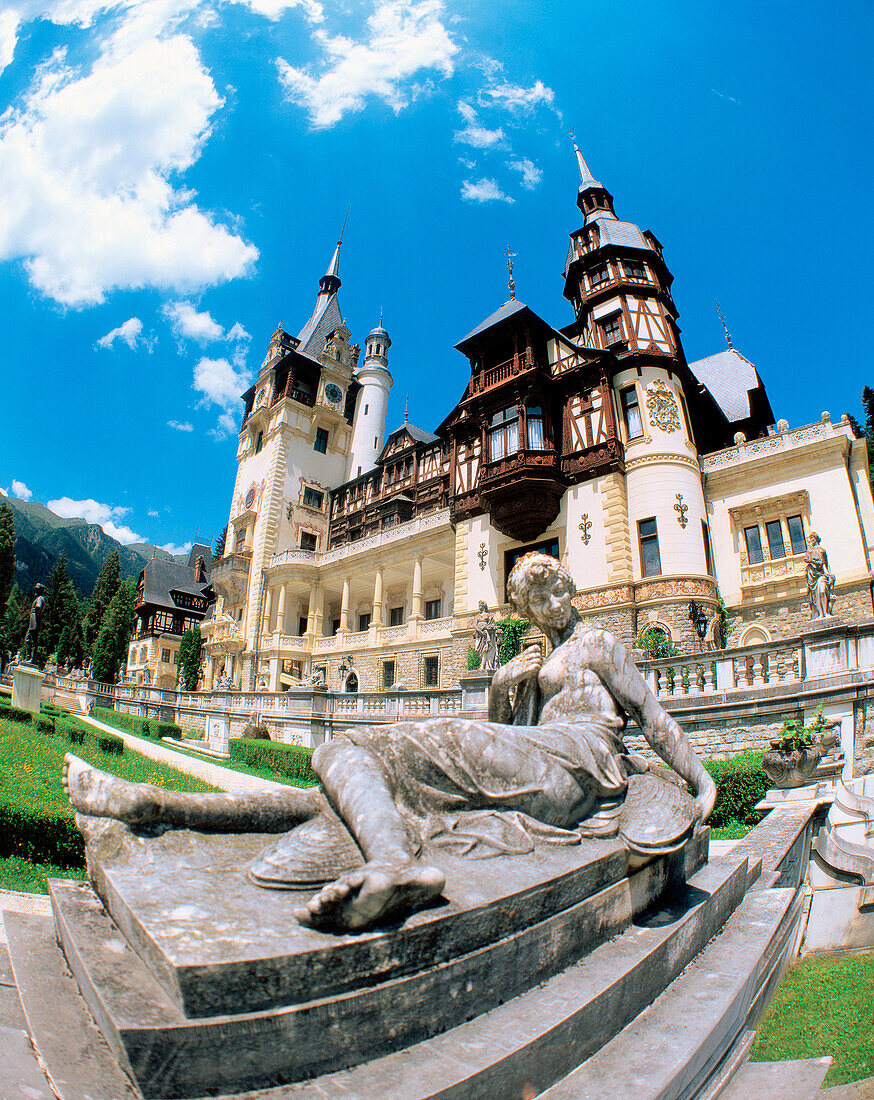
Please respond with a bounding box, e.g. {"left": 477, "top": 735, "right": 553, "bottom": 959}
{"left": 63, "top": 553, "right": 716, "bottom": 933}
{"left": 473, "top": 601, "right": 501, "bottom": 672}
{"left": 22, "top": 583, "right": 47, "bottom": 666}
{"left": 805, "top": 532, "right": 836, "bottom": 619}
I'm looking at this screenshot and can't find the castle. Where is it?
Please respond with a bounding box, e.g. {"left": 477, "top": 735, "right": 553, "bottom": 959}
{"left": 196, "top": 146, "right": 874, "bottom": 694}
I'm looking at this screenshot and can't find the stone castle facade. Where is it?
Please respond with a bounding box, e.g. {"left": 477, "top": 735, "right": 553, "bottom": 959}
{"left": 197, "top": 147, "right": 874, "bottom": 694}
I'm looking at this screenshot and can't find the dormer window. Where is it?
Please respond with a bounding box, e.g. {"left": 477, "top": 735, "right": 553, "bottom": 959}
{"left": 602, "top": 314, "right": 624, "bottom": 346}
{"left": 623, "top": 260, "right": 648, "bottom": 282}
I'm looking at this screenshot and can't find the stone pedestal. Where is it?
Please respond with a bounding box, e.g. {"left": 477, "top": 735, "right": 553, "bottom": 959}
{"left": 207, "top": 713, "right": 230, "bottom": 752}
{"left": 459, "top": 671, "right": 493, "bottom": 716}
{"left": 11, "top": 663, "right": 44, "bottom": 714}
{"left": 801, "top": 616, "right": 848, "bottom": 677}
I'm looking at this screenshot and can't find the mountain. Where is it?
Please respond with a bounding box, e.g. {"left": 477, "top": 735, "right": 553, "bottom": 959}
{"left": 2, "top": 497, "right": 189, "bottom": 598}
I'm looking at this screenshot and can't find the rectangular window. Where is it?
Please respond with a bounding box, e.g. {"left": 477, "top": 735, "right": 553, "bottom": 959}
{"left": 424, "top": 655, "right": 439, "bottom": 688}
{"left": 314, "top": 427, "right": 329, "bottom": 453}
{"left": 702, "top": 521, "right": 714, "bottom": 577}
{"left": 638, "top": 518, "right": 662, "bottom": 578}
{"left": 254, "top": 431, "right": 263, "bottom": 454}
{"left": 389, "top": 606, "right": 404, "bottom": 626}
{"left": 383, "top": 660, "right": 395, "bottom": 689}
{"left": 330, "top": 618, "right": 340, "bottom": 636}
{"left": 505, "top": 538, "right": 560, "bottom": 595}
{"left": 300, "top": 531, "right": 318, "bottom": 551}
{"left": 526, "top": 405, "right": 546, "bottom": 449}
{"left": 358, "top": 612, "right": 371, "bottom": 632}
{"left": 173, "top": 651, "right": 179, "bottom": 663}
{"left": 425, "top": 598, "right": 442, "bottom": 620}
{"left": 591, "top": 264, "right": 610, "bottom": 286}
{"left": 302, "top": 487, "right": 324, "bottom": 509}
{"left": 298, "top": 616, "right": 308, "bottom": 636}
{"left": 787, "top": 514, "right": 806, "bottom": 555}
{"left": 620, "top": 386, "right": 643, "bottom": 439}
{"left": 623, "top": 260, "right": 647, "bottom": 281}
{"left": 744, "top": 525, "right": 764, "bottom": 564}
{"left": 489, "top": 404, "right": 519, "bottom": 461}
{"left": 602, "top": 314, "right": 623, "bottom": 345}
{"left": 765, "top": 519, "right": 786, "bottom": 560}
{"left": 161, "top": 648, "right": 171, "bottom": 663}
{"left": 235, "top": 527, "right": 246, "bottom": 552}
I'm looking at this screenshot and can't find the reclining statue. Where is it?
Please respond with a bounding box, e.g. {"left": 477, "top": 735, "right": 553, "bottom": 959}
{"left": 63, "top": 553, "right": 716, "bottom": 933}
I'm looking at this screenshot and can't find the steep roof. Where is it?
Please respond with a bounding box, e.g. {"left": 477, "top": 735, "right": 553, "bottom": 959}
{"left": 455, "top": 299, "right": 529, "bottom": 351}
{"left": 296, "top": 290, "right": 342, "bottom": 358}
{"left": 140, "top": 557, "right": 212, "bottom": 612}
{"left": 688, "top": 348, "right": 765, "bottom": 423}
{"left": 564, "top": 212, "right": 654, "bottom": 274}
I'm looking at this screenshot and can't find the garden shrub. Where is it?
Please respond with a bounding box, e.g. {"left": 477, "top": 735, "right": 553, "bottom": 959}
{"left": 0, "top": 800, "right": 85, "bottom": 868}
{"left": 96, "top": 731, "right": 124, "bottom": 755}
{"left": 496, "top": 617, "right": 530, "bottom": 666}
{"left": 154, "top": 720, "right": 182, "bottom": 740}
{"left": 466, "top": 646, "right": 481, "bottom": 671}
{"left": 4, "top": 705, "right": 32, "bottom": 725}
{"left": 703, "top": 751, "right": 768, "bottom": 828}
{"left": 229, "top": 738, "right": 317, "bottom": 785}
{"left": 35, "top": 715, "right": 53, "bottom": 734}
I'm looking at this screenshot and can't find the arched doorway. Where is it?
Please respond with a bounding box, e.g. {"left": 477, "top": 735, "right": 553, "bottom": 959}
{"left": 343, "top": 671, "right": 359, "bottom": 693}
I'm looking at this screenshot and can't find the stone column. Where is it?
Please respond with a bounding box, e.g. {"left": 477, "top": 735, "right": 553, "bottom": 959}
{"left": 313, "top": 586, "right": 324, "bottom": 639}
{"left": 262, "top": 586, "right": 274, "bottom": 635}
{"left": 411, "top": 558, "right": 423, "bottom": 622}
{"left": 339, "top": 577, "right": 351, "bottom": 634}
{"left": 305, "top": 587, "right": 319, "bottom": 641}
{"left": 268, "top": 655, "right": 280, "bottom": 692}
{"left": 277, "top": 584, "right": 288, "bottom": 635}
{"left": 373, "top": 570, "right": 384, "bottom": 626}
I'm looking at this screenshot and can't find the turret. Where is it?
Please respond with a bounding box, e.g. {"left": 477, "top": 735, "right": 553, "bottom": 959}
{"left": 346, "top": 313, "right": 393, "bottom": 479}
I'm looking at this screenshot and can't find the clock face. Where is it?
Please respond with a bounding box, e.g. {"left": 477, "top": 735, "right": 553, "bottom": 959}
{"left": 256, "top": 387, "right": 267, "bottom": 407}
{"left": 325, "top": 383, "right": 343, "bottom": 404}
{"left": 245, "top": 487, "right": 256, "bottom": 509}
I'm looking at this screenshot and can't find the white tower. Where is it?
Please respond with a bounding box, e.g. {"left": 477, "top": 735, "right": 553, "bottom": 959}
{"left": 347, "top": 314, "right": 393, "bottom": 479}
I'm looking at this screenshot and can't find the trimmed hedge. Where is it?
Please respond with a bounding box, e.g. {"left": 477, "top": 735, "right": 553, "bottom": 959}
{"left": 0, "top": 800, "right": 85, "bottom": 867}
{"left": 93, "top": 707, "right": 151, "bottom": 738}
{"left": 154, "top": 720, "right": 182, "bottom": 740}
{"left": 229, "top": 738, "right": 317, "bottom": 785}
{"left": 35, "top": 715, "right": 53, "bottom": 733}
{"left": 703, "top": 751, "right": 768, "bottom": 828}
{"left": 3, "top": 705, "right": 33, "bottom": 724}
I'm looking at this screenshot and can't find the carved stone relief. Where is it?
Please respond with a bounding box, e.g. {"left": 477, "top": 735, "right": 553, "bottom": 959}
{"left": 645, "top": 379, "right": 680, "bottom": 433}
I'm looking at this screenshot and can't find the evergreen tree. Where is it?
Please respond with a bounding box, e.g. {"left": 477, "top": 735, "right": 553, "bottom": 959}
{"left": 213, "top": 526, "right": 227, "bottom": 559}
{"left": 0, "top": 501, "right": 14, "bottom": 617}
{"left": 39, "top": 552, "right": 82, "bottom": 664}
{"left": 1, "top": 582, "right": 25, "bottom": 656}
{"left": 177, "top": 626, "right": 202, "bottom": 689}
{"left": 84, "top": 550, "right": 121, "bottom": 654}
{"left": 92, "top": 579, "right": 136, "bottom": 684}
{"left": 56, "top": 623, "right": 84, "bottom": 669}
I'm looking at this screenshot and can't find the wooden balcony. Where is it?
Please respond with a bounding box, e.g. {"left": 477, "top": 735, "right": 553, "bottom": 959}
{"left": 478, "top": 448, "right": 564, "bottom": 542}
{"left": 467, "top": 354, "right": 543, "bottom": 397}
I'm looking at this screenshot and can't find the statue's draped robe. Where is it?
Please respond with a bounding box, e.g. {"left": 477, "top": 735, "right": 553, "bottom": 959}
{"left": 345, "top": 716, "right": 650, "bottom": 857}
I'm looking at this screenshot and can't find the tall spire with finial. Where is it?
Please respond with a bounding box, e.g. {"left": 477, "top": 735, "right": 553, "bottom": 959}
{"left": 506, "top": 245, "right": 517, "bottom": 301}
{"left": 568, "top": 130, "right": 603, "bottom": 190}
{"left": 715, "top": 299, "right": 733, "bottom": 350}
{"left": 404, "top": 393, "right": 409, "bottom": 423}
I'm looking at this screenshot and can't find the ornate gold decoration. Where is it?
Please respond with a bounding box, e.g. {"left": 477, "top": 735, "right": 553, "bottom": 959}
{"left": 579, "top": 514, "right": 592, "bottom": 545}
{"left": 478, "top": 543, "right": 488, "bottom": 571}
{"left": 674, "top": 493, "right": 688, "bottom": 528}
{"left": 645, "top": 379, "right": 680, "bottom": 433}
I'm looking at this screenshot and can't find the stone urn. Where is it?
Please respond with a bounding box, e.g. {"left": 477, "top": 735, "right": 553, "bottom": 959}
{"left": 761, "top": 727, "right": 839, "bottom": 789}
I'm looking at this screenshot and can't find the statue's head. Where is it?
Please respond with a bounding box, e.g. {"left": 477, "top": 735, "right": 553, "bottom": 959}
{"left": 477, "top": 600, "right": 489, "bottom": 613}
{"left": 34, "top": 583, "right": 46, "bottom": 594}
{"left": 507, "top": 553, "right": 575, "bottom": 626}
{"left": 807, "top": 531, "right": 821, "bottom": 547}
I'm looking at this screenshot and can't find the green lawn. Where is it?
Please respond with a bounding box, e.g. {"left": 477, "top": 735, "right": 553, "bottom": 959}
{"left": 0, "top": 714, "right": 222, "bottom": 893}
{"left": 153, "top": 736, "right": 319, "bottom": 788}
{"left": 751, "top": 953, "right": 874, "bottom": 1086}
{"left": 0, "top": 856, "right": 86, "bottom": 893}
{"left": 710, "top": 820, "right": 752, "bottom": 840}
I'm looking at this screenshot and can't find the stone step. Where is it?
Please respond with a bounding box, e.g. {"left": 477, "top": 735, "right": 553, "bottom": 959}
{"left": 538, "top": 877, "right": 805, "bottom": 1100}
{"left": 247, "top": 853, "right": 755, "bottom": 1100}
{"left": 719, "top": 1058, "right": 832, "bottom": 1100}
{"left": 16, "top": 852, "right": 750, "bottom": 1099}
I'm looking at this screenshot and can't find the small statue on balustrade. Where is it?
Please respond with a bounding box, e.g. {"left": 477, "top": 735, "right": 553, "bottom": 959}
{"left": 473, "top": 601, "right": 501, "bottom": 672}
{"left": 22, "top": 583, "right": 47, "bottom": 665}
{"left": 805, "top": 532, "right": 836, "bottom": 619}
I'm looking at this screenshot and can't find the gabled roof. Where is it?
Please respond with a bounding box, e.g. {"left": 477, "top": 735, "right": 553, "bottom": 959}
{"left": 564, "top": 212, "right": 654, "bottom": 274}
{"left": 688, "top": 348, "right": 766, "bottom": 424}
{"left": 140, "top": 557, "right": 212, "bottom": 612}
{"left": 296, "top": 290, "right": 342, "bottom": 358}
{"left": 376, "top": 422, "right": 439, "bottom": 464}
{"left": 186, "top": 544, "right": 212, "bottom": 571}
{"left": 455, "top": 299, "right": 529, "bottom": 352}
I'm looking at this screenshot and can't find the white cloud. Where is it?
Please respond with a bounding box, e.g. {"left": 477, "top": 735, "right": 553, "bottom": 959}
{"left": 238, "top": 0, "right": 324, "bottom": 20}
{"left": 0, "top": 9, "right": 20, "bottom": 75}
{"left": 479, "top": 78, "right": 555, "bottom": 115}
{"left": 96, "top": 316, "right": 146, "bottom": 349}
{"left": 461, "top": 178, "right": 514, "bottom": 204}
{"left": 454, "top": 100, "right": 503, "bottom": 149}
{"left": 160, "top": 540, "right": 193, "bottom": 555}
{"left": 276, "top": 0, "right": 458, "bottom": 128}
{"left": 226, "top": 321, "right": 251, "bottom": 343}
{"left": 164, "top": 300, "right": 224, "bottom": 343}
{"left": 168, "top": 419, "right": 194, "bottom": 431}
{"left": 193, "top": 355, "right": 252, "bottom": 438}
{"left": 5, "top": 479, "right": 33, "bottom": 500}
{"left": 47, "top": 496, "right": 144, "bottom": 544}
{"left": 147, "top": 508, "right": 160, "bottom": 517}
{"left": 509, "top": 157, "right": 542, "bottom": 190}
{"left": 0, "top": 31, "right": 258, "bottom": 305}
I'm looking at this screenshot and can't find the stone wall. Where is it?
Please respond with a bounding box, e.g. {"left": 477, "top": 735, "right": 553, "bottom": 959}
{"left": 853, "top": 695, "right": 874, "bottom": 776}
{"left": 725, "top": 581, "right": 873, "bottom": 646}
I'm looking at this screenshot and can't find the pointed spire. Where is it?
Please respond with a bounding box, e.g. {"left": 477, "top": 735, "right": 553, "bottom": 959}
{"left": 506, "top": 244, "right": 517, "bottom": 301}
{"left": 568, "top": 130, "right": 603, "bottom": 190}
{"left": 318, "top": 206, "right": 349, "bottom": 296}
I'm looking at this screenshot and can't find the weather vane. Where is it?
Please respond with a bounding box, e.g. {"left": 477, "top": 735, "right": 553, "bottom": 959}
{"left": 506, "top": 245, "right": 517, "bottom": 301}
{"left": 404, "top": 393, "right": 409, "bottom": 422}
{"left": 715, "top": 299, "right": 733, "bottom": 349}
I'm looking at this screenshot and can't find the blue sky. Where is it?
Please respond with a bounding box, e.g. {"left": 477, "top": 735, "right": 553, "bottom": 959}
{"left": 1, "top": 0, "right": 872, "bottom": 555}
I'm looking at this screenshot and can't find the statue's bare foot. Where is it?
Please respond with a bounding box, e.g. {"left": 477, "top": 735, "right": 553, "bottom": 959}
{"left": 63, "top": 754, "right": 158, "bottom": 825}
{"left": 293, "top": 860, "right": 445, "bottom": 932}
